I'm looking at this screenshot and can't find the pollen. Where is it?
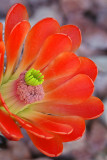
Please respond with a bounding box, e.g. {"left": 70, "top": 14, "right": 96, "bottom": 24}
{"left": 16, "top": 71, "right": 44, "bottom": 104}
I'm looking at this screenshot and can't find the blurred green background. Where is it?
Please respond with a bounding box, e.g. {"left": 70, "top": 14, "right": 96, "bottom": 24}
{"left": 0, "top": 0, "right": 107, "bottom": 160}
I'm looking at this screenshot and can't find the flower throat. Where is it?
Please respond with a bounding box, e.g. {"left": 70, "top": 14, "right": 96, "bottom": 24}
{"left": 16, "top": 69, "right": 44, "bottom": 104}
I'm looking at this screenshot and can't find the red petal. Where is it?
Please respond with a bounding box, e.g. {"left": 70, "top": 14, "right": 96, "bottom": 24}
{"left": 12, "top": 114, "right": 53, "bottom": 140}
{"left": 16, "top": 110, "right": 73, "bottom": 136}
{"left": 43, "top": 52, "right": 80, "bottom": 80}
{"left": 0, "top": 110, "right": 23, "bottom": 141}
{"left": 0, "top": 94, "right": 53, "bottom": 140}
{"left": 0, "top": 42, "right": 5, "bottom": 84}
{"left": 5, "top": 3, "right": 29, "bottom": 43}
{"left": 3, "top": 20, "right": 30, "bottom": 82}
{"left": 31, "top": 113, "right": 73, "bottom": 135}
{"left": 14, "top": 18, "right": 60, "bottom": 78}
{"left": 41, "top": 115, "right": 85, "bottom": 142}
{"left": 43, "top": 56, "right": 97, "bottom": 92}
{"left": 28, "top": 132, "right": 63, "bottom": 157}
{"left": 32, "top": 114, "right": 85, "bottom": 142}
{"left": 0, "top": 93, "right": 14, "bottom": 114}
{"left": 77, "top": 57, "right": 98, "bottom": 81}
{"left": 31, "top": 33, "right": 72, "bottom": 70}
{"left": 60, "top": 25, "right": 81, "bottom": 51}
{"left": 0, "top": 23, "right": 3, "bottom": 41}
{"left": 58, "top": 116, "right": 85, "bottom": 142}
{"left": 33, "top": 96, "right": 104, "bottom": 119}
{"left": 43, "top": 75, "right": 71, "bottom": 92}
{"left": 39, "top": 121, "right": 73, "bottom": 135}
{"left": 44, "top": 74, "right": 94, "bottom": 104}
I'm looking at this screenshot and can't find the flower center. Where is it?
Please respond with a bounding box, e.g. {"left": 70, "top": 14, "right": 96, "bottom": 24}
{"left": 16, "top": 69, "right": 44, "bottom": 104}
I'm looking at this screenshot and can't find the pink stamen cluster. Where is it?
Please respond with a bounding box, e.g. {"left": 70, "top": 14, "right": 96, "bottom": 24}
{"left": 16, "top": 71, "right": 44, "bottom": 104}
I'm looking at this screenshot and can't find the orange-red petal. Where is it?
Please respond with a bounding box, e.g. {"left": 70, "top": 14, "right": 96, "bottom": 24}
{"left": 38, "top": 121, "right": 73, "bottom": 135}
{"left": 14, "top": 18, "right": 60, "bottom": 77}
{"left": 44, "top": 74, "right": 94, "bottom": 104}
{"left": 28, "top": 132, "right": 63, "bottom": 157}
{"left": 31, "top": 33, "right": 72, "bottom": 70}
{"left": 32, "top": 96, "right": 104, "bottom": 119}
{"left": 43, "top": 52, "right": 80, "bottom": 80}
{"left": 58, "top": 116, "right": 85, "bottom": 142}
{"left": 17, "top": 110, "right": 73, "bottom": 136}
{"left": 0, "top": 94, "right": 53, "bottom": 140}
{"left": 30, "top": 113, "right": 73, "bottom": 135}
{"left": 40, "top": 115, "right": 85, "bottom": 142}
{"left": 0, "top": 110, "right": 23, "bottom": 141}
{"left": 60, "top": 25, "right": 81, "bottom": 51}
{"left": 32, "top": 114, "right": 85, "bottom": 142}
{"left": 43, "top": 76, "right": 71, "bottom": 92}
{"left": 0, "top": 42, "right": 5, "bottom": 84}
{"left": 77, "top": 57, "right": 98, "bottom": 81}
{"left": 3, "top": 20, "right": 30, "bottom": 82}
{"left": 0, "top": 23, "right": 3, "bottom": 41}
{"left": 12, "top": 114, "right": 53, "bottom": 139}
{"left": 12, "top": 114, "right": 54, "bottom": 139}
{"left": 5, "top": 3, "right": 29, "bottom": 43}
{"left": 43, "top": 56, "right": 97, "bottom": 92}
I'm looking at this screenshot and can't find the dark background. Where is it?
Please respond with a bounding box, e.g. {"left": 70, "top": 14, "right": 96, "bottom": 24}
{"left": 0, "top": 0, "right": 107, "bottom": 160}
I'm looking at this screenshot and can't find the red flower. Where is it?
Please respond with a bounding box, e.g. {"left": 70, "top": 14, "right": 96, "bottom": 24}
{"left": 0, "top": 3, "right": 104, "bottom": 157}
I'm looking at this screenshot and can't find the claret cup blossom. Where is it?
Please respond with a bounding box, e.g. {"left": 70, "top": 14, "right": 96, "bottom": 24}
{"left": 0, "top": 3, "right": 104, "bottom": 157}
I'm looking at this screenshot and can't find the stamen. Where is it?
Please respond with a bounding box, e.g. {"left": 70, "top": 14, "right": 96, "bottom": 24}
{"left": 25, "top": 68, "right": 44, "bottom": 86}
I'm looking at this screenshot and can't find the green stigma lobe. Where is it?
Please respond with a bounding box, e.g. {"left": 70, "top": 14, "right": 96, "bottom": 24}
{"left": 25, "top": 69, "right": 44, "bottom": 86}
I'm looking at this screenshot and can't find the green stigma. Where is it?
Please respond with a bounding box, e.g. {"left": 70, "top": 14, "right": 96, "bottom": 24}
{"left": 25, "top": 68, "right": 44, "bottom": 86}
